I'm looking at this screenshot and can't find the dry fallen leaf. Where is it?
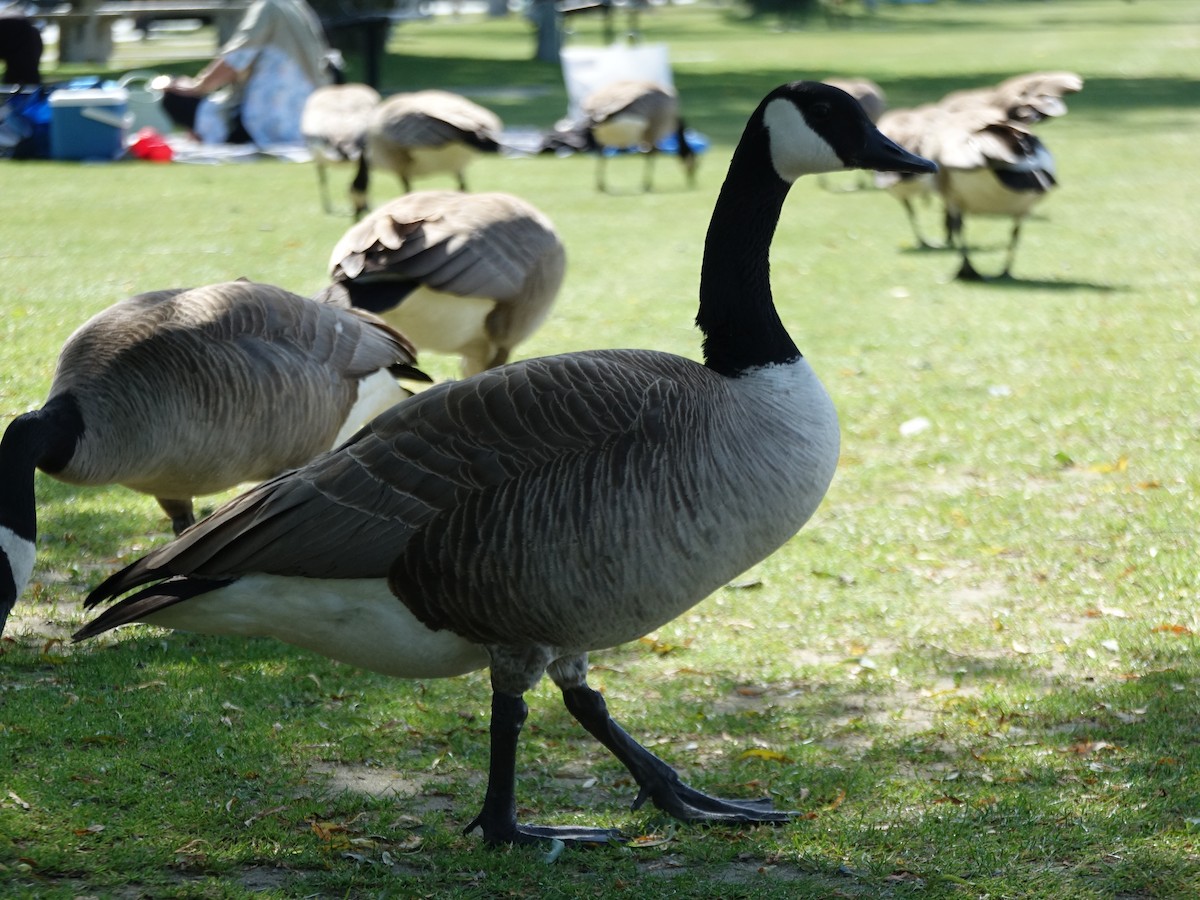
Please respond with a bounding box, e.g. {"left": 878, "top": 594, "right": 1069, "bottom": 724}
{"left": 1088, "top": 455, "right": 1129, "bottom": 474}
{"left": 824, "top": 788, "right": 847, "bottom": 812}
{"left": 738, "top": 747, "right": 792, "bottom": 764}
{"left": 638, "top": 636, "right": 691, "bottom": 655}
{"left": 1152, "top": 624, "right": 1194, "bottom": 636}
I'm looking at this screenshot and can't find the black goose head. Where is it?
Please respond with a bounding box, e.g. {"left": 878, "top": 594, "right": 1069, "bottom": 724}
{"left": 758, "top": 81, "right": 938, "bottom": 182}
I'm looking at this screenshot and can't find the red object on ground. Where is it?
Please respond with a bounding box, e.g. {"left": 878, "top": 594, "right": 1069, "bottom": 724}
{"left": 129, "top": 127, "right": 173, "bottom": 162}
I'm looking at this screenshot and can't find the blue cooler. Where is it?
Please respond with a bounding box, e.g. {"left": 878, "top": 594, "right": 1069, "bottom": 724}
{"left": 49, "top": 87, "right": 130, "bottom": 161}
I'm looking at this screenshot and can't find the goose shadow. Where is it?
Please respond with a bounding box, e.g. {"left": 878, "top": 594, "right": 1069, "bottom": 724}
{"left": 951, "top": 274, "right": 1127, "bottom": 292}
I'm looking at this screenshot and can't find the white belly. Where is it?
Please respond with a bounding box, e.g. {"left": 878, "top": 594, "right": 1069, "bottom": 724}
{"left": 381, "top": 287, "right": 496, "bottom": 356}
{"left": 143, "top": 575, "right": 491, "bottom": 679}
{"left": 593, "top": 116, "right": 650, "bottom": 150}
{"left": 944, "top": 169, "right": 1045, "bottom": 218}
{"left": 332, "top": 369, "right": 409, "bottom": 447}
{"left": 407, "top": 143, "right": 476, "bottom": 179}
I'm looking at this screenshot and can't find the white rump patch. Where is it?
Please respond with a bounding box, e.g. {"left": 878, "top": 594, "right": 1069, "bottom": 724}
{"left": 763, "top": 98, "right": 844, "bottom": 181}
{"left": 142, "top": 575, "right": 490, "bottom": 680}
{"left": 0, "top": 525, "right": 36, "bottom": 603}
{"left": 336, "top": 369, "right": 410, "bottom": 446}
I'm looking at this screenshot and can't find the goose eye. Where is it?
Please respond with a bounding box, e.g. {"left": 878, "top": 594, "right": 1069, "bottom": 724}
{"left": 809, "top": 102, "right": 832, "bottom": 122}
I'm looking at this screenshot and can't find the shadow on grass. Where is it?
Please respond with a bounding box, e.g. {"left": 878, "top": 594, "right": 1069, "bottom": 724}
{"left": 959, "top": 274, "right": 1126, "bottom": 292}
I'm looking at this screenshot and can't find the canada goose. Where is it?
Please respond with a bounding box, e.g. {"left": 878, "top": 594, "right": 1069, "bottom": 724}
{"left": 925, "top": 114, "right": 1057, "bottom": 280}
{"left": 75, "top": 83, "right": 934, "bottom": 846}
{"left": 0, "top": 280, "right": 426, "bottom": 636}
{"left": 318, "top": 190, "right": 566, "bottom": 377}
{"left": 581, "top": 79, "right": 697, "bottom": 192}
{"left": 939, "top": 71, "right": 1084, "bottom": 125}
{"left": 360, "top": 90, "right": 503, "bottom": 202}
{"left": 300, "top": 82, "right": 382, "bottom": 218}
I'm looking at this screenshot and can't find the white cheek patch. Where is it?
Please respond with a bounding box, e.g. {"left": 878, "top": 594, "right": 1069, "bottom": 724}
{"left": 0, "top": 525, "right": 37, "bottom": 602}
{"left": 763, "top": 98, "right": 844, "bottom": 180}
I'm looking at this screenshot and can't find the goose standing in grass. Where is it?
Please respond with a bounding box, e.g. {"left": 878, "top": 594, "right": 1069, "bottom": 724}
{"left": 581, "top": 79, "right": 697, "bottom": 192}
{"left": 300, "top": 82, "right": 381, "bottom": 217}
{"left": 360, "top": 89, "right": 503, "bottom": 202}
{"left": 0, "top": 281, "right": 426, "bottom": 636}
{"left": 927, "top": 114, "right": 1058, "bottom": 280}
{"left": 317, "top": 190, "right": 566, "bottom": 377}
{"left": 76, "top": 82, "right": 935, "bottom": 846}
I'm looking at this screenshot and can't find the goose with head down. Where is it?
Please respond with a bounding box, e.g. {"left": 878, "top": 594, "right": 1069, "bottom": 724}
{"left": 76, "top": 82, "right": 935, "bottom": 846}
{"left": 581, "top": 79, "right": 697, "bottom": 193}
{"left": 318, "top": 189, "right": 566, "bottom": 377}
{"left": 360, "top": 89, "right": 503, "bottom": 202}
{"left": 0, "top": 280, "right": 425, "bottom": 636}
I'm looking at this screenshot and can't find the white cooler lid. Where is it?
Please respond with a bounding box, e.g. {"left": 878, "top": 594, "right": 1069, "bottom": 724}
{"left": 50, "top": 88, "right": 130, "bottom": 107}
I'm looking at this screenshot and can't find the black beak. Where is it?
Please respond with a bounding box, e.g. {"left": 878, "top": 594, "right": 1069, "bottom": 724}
{"left": 852, "top": 129, "right": 937, "bottom": 175}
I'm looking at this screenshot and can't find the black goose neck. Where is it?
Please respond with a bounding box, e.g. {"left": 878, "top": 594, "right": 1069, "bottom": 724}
{"left": 697, "top": 114, "right": 801, "bottom": 378}
{"left": 0, "top": 393, "right": 82, "bottom": 540}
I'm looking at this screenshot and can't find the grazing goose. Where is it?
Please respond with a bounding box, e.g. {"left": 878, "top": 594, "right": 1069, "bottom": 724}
{"left": 0, "top": 280, "right": 425, "bottom": 636}
{"left": 300, "top": 82, "right": 382, "bottom": 218}
{"left": 581, "top": 79, "right": 697, "bottom": 192}
{"left": 361, "top": 90, "right": 503, "bottom": 201}
{"left": 75, "top": 83, "right": 934, "bottom": 847}
{"left": 925, "top": 114, "right": 1058, "bottom": 280}
{"left": 318, "top": 190, "right": 566, "bottom": 377}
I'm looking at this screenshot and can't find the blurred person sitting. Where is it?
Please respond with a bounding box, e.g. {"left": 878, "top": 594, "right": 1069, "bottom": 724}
{"left": 158, "top": 0, "right": 332, "bottom": 145}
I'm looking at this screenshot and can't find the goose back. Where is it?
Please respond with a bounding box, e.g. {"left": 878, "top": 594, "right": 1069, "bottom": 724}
{"left": 366, "top": 90, "right": 503, "bottom": 193}
{"left": 46, "top": 281, "right": 416, "bottom": 497}
{"left": 323, "top": 191, "right": 566, "bottom": 375}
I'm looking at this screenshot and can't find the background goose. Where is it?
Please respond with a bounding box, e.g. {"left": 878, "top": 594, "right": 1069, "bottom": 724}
{"left": 822, "top": 77, "right": 887, "bottom": 123}
{"left": 0, "top": 280, "right": 425, "bottom": 636}
{"left": 874, "top": 103, "right": 1004, "bottom": 248}
{"left": 580, "top": 79, "right": 697, "bottom": 192}
{"left": 76, "top": 83, "right": 934, "bottom": 847}
{"left": 925, "top": 114, "right": 1058, "bottom": 279}
{"left": 939, "top": 71, "right": 1084, "bottom": 125}
{"left": 361, "top": 89, "right": 503, "bottom": 201}
{"left": 317, "top": 190, "right": 566, "bottom": 377}
{"left": 300, "top": 82, "right": 382, "bottom": 218}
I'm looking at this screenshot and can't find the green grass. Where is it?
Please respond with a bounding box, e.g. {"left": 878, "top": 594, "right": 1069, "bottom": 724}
{"left": 3, "top": 0, "right": 1200, "bottom": 896}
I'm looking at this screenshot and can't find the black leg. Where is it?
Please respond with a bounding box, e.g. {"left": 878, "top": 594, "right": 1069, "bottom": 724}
{"left": 562, "top": 684, "right": 793, "bottom": 825}
{"left": 1001, "top": 217, "right": 1023, "bottom": 278}
{"left": 948, "top": 212, "right": 986, "bottom": 281}
{"left": 904, "top": 199, "right": 934, "bottom": 249}
{"left": 156, "top": 497, "right": 195, "bottom": 535}
{"left": 464, "top": 691, "right": 624, "bottom": 847}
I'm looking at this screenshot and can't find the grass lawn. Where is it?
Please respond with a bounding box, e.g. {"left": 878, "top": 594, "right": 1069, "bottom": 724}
{"left": 2, "top": 0, "right": 1199, "bottom": 896}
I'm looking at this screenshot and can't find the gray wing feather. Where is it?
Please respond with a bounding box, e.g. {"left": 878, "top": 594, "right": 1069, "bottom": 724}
{"left": 90, "top": 350, "right": 712, "bottom": 590}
